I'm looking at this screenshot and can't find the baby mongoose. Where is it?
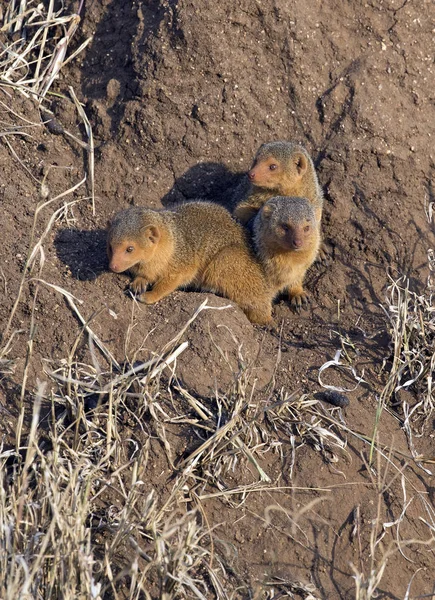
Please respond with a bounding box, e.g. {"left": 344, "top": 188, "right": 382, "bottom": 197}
{"left": 233, "top": 141, "right": 327, "bottom": 261}
{"left": 253, "top": 196, "right": 320, "bottom": 311}
{"left": 107, "top": 202, "right": 273, "bottom": 325}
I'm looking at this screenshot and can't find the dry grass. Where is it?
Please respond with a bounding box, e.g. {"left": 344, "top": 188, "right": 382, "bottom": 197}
{"left": 0, "top": 388, "right": 220, "bottom": 599}
{"left": 1, "top": 284, "right": 354, "bottom": 598}
{"left": 350, "top": 446, "right": 435, "bottom": 600}
{"left": 3, "top": 276, "right": 433, "bottom": 597}
{"left": 366, "top": 203, "right": 435, "bottom": 469}
{"left": 0, "top": 1, "right": 95, "bottom": 212}
{"left": 383, "top": 267, "right": 435, "bottom": 423}
{"left": 1, "top": 0, "right": 90, "bottom": 100}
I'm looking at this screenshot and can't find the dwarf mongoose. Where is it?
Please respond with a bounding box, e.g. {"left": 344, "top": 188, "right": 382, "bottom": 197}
{"left": 253, "top": 196, "right": 320, "bottom": 311}
{"left": 233, "top": 141, "right": 327, "bottom": 261}
{"left": 107, "top": 202, "right": 273, "bottom": 325}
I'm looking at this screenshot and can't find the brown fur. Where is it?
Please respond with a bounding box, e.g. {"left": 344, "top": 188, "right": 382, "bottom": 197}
{"left": 232, "top": 141, "right": 327, "bottom": 261}
{"left": 107, "top": 202, "right": 273, "bottom": 324}
{"left": 253, "top": 196, "right": 320, "bottom": 311}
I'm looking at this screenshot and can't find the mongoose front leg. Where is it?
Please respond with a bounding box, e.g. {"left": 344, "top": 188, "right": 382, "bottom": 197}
{"left": 130, "top": 276, "right": 149, "bottom": 295}
{"left": 288, "top": 283, "right": 310, "bottom": 314}
{"left": 139, "top": 273, "right": 188, "bottom": 304}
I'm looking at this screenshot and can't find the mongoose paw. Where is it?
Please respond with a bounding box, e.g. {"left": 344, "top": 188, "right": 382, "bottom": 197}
{"left": 316, "top": 242, "right": 330, "bottom": 266}
{"left": 264, "top": 319, "right": 279, "bottom": 333}
{"left": 245, "top": 306, "right": 274, "bottom": 326}
{"left": 138, "top": 290, "right": 160, "bottom": 305}
{"left": 254, "top": 314, "right": 275, "bottom": 327}
{"left": 130, "top": 276, "right": 149, "bottom": 295}
{"left": 290, "top": 292, "right": 310, "bottom": 314}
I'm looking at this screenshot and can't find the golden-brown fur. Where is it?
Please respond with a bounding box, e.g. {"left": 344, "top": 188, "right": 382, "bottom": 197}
{"left": 253, "top": 196, "right": 320, "bottom": 311}
{"left": 232, "top": 141, "right": 327, "bottom": 261}
{"left": 107, "top": 202, "right": 273, "bottom": 324}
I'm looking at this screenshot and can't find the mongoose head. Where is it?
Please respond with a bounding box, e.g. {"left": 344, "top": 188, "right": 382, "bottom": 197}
{"left": 254, "top": 196, "right": 317, "bottom": 252}
{"left": 248, "top": 141, "right": 311, "bottom": 193}
{"left": 107, "top": 207, "right": 162, "bottom": 273}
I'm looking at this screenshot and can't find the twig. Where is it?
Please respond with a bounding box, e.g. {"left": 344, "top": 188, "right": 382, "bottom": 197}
{"left": 69, "top": 86, "right": 95, "bottom": 214}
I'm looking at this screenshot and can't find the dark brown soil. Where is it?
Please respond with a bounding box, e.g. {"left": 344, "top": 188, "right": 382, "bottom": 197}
{"left": 1, "top": 0, "right": 434, "bottom": 597}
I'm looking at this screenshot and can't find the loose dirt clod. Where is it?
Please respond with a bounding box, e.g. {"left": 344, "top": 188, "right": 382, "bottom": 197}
{"left": 321, "top": 390, "right": 350, "bottom": 408}
{"left": 41, "top": 110, "right": 65, "bottom": 135}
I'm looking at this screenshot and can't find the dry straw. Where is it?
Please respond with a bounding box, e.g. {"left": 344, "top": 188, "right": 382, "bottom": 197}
{"left": 0, "top": 1, "right": 95, "bottom": 212}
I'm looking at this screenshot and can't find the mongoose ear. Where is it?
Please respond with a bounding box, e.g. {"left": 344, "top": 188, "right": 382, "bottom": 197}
{"left": 146, "top": 225, "right": 160, "bottom": 244}
{"left": 254, "top": 143, "right": 266, "bottom": 159}
{"left": 294, "top": 153, "right": 308, "bottom": 176}
{"left": 262, "top": 203, "right": 275, "bottom": 219}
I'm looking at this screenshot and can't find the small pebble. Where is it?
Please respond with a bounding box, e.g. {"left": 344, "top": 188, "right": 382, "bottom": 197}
{"left": 320, "top": 390, "right": 350, "bottom": 408}
{"left": 41, "top": 110, "right": 64, "bottom": 135}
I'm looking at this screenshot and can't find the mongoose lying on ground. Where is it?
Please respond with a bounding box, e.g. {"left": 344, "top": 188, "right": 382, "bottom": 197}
{"left": 107, "top": 202, "right": 273, "bottom": 324}
{"left": 253, "top": 196, "right": 320, "bottom": 311}
{"left": 232, "top": 141, "right": 327, "bottom": 261}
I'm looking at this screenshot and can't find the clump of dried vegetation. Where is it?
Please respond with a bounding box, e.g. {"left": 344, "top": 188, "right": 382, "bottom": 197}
{"left": 382, "top": 233, "right": 435, "bottom": 427}
{"left": 1, "top": 3, "right": 435, "bottom": 599}
{"left": 0, "top": 293, "right": 352, "bottom": 598}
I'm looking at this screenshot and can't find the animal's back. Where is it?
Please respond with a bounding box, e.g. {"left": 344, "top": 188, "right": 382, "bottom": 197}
{"left": 173, "top": 201, "right": 249, "bottom": 262}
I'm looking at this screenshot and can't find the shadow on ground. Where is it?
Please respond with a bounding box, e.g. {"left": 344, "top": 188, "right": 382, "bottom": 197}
{"left": 55, "top": 228, "right": 108, "bottom": 281}
{"left": 161, "top": 161, "right": 244, "bottom": 209}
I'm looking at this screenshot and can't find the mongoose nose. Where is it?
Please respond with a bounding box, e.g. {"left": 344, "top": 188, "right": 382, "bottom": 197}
{"left": 248, "top": 170, "right": 255, "bottom": 181}
{"left": 293, "top": 239, "right": 303, "bottom": 249}
{"left": 109, "top": 262, "right": 120, "bottom": 273}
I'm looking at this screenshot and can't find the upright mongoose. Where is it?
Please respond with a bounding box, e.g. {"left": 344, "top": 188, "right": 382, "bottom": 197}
{"left": 253, "top": 196, "right": 320, "bottom": 311}
{"left": 232, "top": 141, "right": 327, "bottom": 260}
{"left": 107, "top": 202, "right": 273, "bottom": 325}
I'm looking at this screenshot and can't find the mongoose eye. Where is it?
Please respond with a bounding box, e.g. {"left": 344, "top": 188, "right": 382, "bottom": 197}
{"left": 126, "top": 246, "right": 134, "bottom": 253}
{"left": 269, "top": 164, "right": 278, "bottom": 171}
{"left": 304, "top": 225, "right": 310, "bottom": 233}
{"left": 281, "top": 223, "right": 289, "bottom": 233}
